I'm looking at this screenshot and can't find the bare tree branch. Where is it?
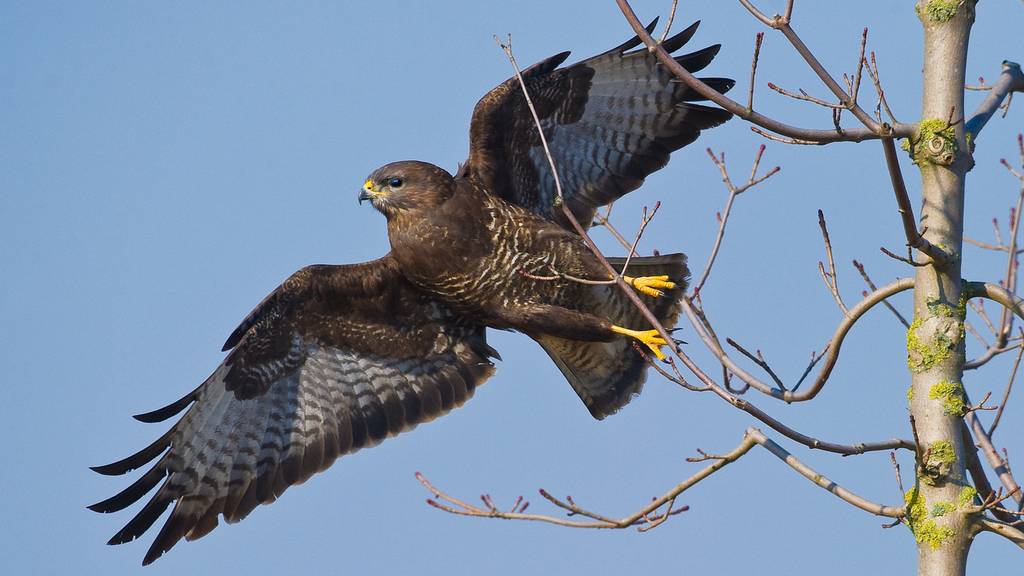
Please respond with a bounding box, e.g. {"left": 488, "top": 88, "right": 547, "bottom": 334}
{"left": 614, "top": 0, "right": 915, "bottom": 143}
{"left": 417, "top": 428, "right": 904, "bottom": 533}
{"left": 693, "top": 145, "right": 779, "bottom": 295}
{"left": 592, "top": 204, "right": 636, "bottom": 253}
{"left": 747, "top": 32, "right": 764, "bottom": 112}
{"left": 681, "top": 278, "right": 915, "bottom": 403}
{"left": 967, "top": 147, "right": 1024, "bottom": 368}
{"left": 852, "top": 259, "right": 910, "bottom": 327}
{"left": 657, "top": 0, "right": 679, "bottom": 45}
{"left": 961, "top": 421, "right": 1021, "bottom": 524}
{"left": 975, "top": 517, "right": 1024, "bottom": 550}
{"left": 965, "top": 61, "right": 1024, "bottom": 140}
{"left": 988, "top": 331, "right": 1022, "bottom": 436}
{"left": 746, "top": 428, "right": 904, "bottom": 517}
{"left": 414, "top": 434, "right": 755, "bottom": 530}
{"left": 817, "top": 210, "right": 850, "bottom": 315}
{"left": 880, "top": 136, "right": 950, "bottom": 265}
{"left": 737, "top": 2, "right": 880, "bottom": 132}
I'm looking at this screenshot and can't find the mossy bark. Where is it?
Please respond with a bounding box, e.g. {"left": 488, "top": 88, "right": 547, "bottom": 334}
{"left": 907, "top": 2, "right": 977, "bottom": 574}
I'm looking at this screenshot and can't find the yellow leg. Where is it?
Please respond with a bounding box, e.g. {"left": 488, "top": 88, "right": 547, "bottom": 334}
{"left": 623, "top": 275, "right": 676, "bottom": 298}
{"left": 611, "top": 325, "right": 669, "bottom": 361}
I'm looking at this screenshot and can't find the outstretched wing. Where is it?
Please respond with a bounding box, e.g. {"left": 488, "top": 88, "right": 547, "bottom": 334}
{"left": 463, "top": 20, "right": 733, "bottom": 228}
{"left": 89, "top": 255, "right": 497, "bottom": 565}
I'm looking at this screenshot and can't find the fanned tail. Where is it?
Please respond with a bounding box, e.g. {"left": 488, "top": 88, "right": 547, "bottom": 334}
{"left": 536, "top": 254, "right": 688, "bottom": 419}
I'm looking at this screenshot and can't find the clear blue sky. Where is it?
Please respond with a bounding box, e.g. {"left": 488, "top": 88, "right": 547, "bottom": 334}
{"left": 2, "top": 1, "right": 1021, "bottom": 573}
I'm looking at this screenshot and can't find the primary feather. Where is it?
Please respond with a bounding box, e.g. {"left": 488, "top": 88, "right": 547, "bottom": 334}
{"left": 92, "top": 20, "right": 730, "bottom": 564}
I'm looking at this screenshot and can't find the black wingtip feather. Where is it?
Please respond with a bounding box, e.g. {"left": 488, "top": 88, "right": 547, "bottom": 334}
{"left": 133, "top": 384, "right": 201, "bottom": 423}
{"left": 659, "top": 20, "right": 700, "bottom": 54}
{"left": 141, "top": 503, "right": 193, "bottom": 566}
{"left": 680, "top": 103, "right": 734, "bottom": 130}
{"left": 222, "top": 327, "right": 245, "bottom": 352}
{"left": 106, "top": 490, "right": 176, "bottom": 547}
{"left": 598, "top": 18, "right": 659, "bottom": 57}
{"left": 521, "top": 51, "right": 571, "bottom": 77}
{"left": 676, "top": 77, "right": 735, "bottom": 102}
{"left": 89, "top": 426, "right": 174, "bottom": 476}
{"left": 708, "top": 77, "right": 735, "bottom": 94}
{"left": 674, "top": 44, "right": 721, "bottom": 74}
{"left": 88, "top": 464, "right": 167, "bottom": 513}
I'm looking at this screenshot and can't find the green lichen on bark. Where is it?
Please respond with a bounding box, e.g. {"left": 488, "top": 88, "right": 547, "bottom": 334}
{"left": 916, "top": 0, "right": 963, "bottom": 22}
{"left": 904, "top": 487, "right": 956, "bottom": 549}
{"left": 927, "top": 299, "right": 956, "bottom": 318}
{"left": 931, "top": 501, "right": 955, "bottom": 517}
{"left": 929, "top": 380, "right": 967, "bottom": 416}
{"left": 906, "top": 300, "right": 965, "bottom": 373}
{"left": 921, "top": 440, "right": 957, "bottom": 485}
{"left": 901, "top": 118, "right": 958, "bottom": 165}
{"left": 957, "top": 486, "right": 978, "bottom": 508}
{"left": 907, "top": 317, "right": 954, "bottom": 372}
{"left": 929, "top": 440, "right": 956, "bottom": 464}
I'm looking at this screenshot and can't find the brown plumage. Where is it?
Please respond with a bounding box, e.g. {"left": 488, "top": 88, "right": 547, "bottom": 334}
{"left": 91, "top": 19, "right": 731, "bottom": 565}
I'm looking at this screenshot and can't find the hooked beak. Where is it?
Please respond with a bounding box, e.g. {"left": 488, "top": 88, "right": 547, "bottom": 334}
{"left": 358, "top": 179, "right": 377, "bottom": 205}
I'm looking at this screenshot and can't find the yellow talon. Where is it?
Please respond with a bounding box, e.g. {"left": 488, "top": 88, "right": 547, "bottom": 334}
{"left": 611, "top": 325, "right": 669, "bottom": 361}
{"left": 623, "top": 275, "right": 676, "bottom": 298}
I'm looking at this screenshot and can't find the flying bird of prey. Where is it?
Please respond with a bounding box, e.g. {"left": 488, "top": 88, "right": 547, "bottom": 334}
{"left": 90, "top": 20, "right": 733, "bottom": 564}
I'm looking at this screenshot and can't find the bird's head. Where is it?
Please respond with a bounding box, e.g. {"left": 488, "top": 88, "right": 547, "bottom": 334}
{"left": 359, "top": 161, "right": 455, "bottom": 219}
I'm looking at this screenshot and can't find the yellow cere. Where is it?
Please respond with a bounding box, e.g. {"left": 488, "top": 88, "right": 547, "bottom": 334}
{"left": 363, "top": 179, "right": 375, "bottom": 192}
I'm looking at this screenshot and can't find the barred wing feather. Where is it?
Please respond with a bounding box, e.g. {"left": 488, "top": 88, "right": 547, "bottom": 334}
{"left": 89, "top": 256, "right": 497, "bottom": 565}
{"left": 465, "top": 19, "right": 733, "bottom": 228}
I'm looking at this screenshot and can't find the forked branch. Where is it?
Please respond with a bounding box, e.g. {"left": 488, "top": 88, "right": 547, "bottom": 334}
{"left": 693, "top": 145, "right": 780, "bottom": 295}
{"left": 615, "top": 0, "right": 914, "bottom": 144}
{"left": 975, "top": 517, "right": 1024, "bottom": 550}
{"left": 417, "top": 428, "right": 903, "bottom": 531}
{"left": 966, "top": 61, "right": 1024, "bottom": 140}
{"left": 681, "top": 278, "right": 915, "bottom": 403}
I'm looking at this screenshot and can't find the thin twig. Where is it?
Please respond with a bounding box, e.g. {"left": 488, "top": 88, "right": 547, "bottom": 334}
{"left": 621, "top": 202, "right": 661, "bottom": 275}
{"left": 880, "top": 135, "right": 949, "bottom": 265}
{"left": 817, "top": 210, "right": 849, "bottom": 315}
{"left": 746, "top": 428, "right": 904, "bottom": 517}
{"left": 615, "top": 0, "right": 914, "bottom": 144}
{"left": 693, "top": 145, "right": 779, "bottom": 295}
{"left": 852, "top": 259, "right": 910, "bottom": 327}
{"left": 989, "top": 331, "right": 1023, "bottom": 437}
{"left": 969, "top": 148, "right": 1024, "bottom": 369}
{"left": 890, "top": 451, "right": 905, "bottom": 495}
{"left": 726, "top": 338, "right": 785, "bottom": 390}
{"left": 972, "top": 299, "right": 999, "bottom": 336}
{"left": 418, "top": 428, "right": 904, "bottom": 533}
{"left": 879, "top": 245, "right": 929, "bottom": 267}
{"left": 864, "top": 51, "right": 897, "bottom": 123}
{"left": 592, "top": 204, "right": 635, "bottom": 253}
{"left": 681, "top": 278, "right": 915, "bottom": 403}
{"left": 767, "top": 82, "right": 844, "bottom": 109}
{"left": 414, "top": 434, "right": 755, "bottom": 530}
{"left": 657, "top": 0, "right": 679, "bottom": 45}
{"left": 749, "top": 125, "right": 821, "bottom": 145}
{"left": 747, "top": 32, "right": 764, "bottom": 112}
{"left": 961, "top": 421, "right": 1020, "bottom": 524}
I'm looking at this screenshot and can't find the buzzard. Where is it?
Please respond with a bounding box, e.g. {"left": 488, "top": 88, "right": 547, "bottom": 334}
{"left": 90, "top": 20, "right": 733, "bottom": 564}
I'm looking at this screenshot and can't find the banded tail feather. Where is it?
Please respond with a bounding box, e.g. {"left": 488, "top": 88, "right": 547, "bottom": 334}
{"left": 536, "top": 253, "right": 688, "bottom": 419}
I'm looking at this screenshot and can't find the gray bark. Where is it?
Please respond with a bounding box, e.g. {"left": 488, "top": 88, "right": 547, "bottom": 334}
{"left": 908, "top": 2, "right": 976, "bottom": 574}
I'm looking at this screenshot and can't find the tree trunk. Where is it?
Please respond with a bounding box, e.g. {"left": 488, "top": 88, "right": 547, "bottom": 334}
{"left": 907, "top": 1, "right": 977, "bottom": 574}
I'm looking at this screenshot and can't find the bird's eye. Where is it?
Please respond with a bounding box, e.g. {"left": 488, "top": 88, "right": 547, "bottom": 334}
{"left": 388, "top": 177, "right": 403, "bottom": 188}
